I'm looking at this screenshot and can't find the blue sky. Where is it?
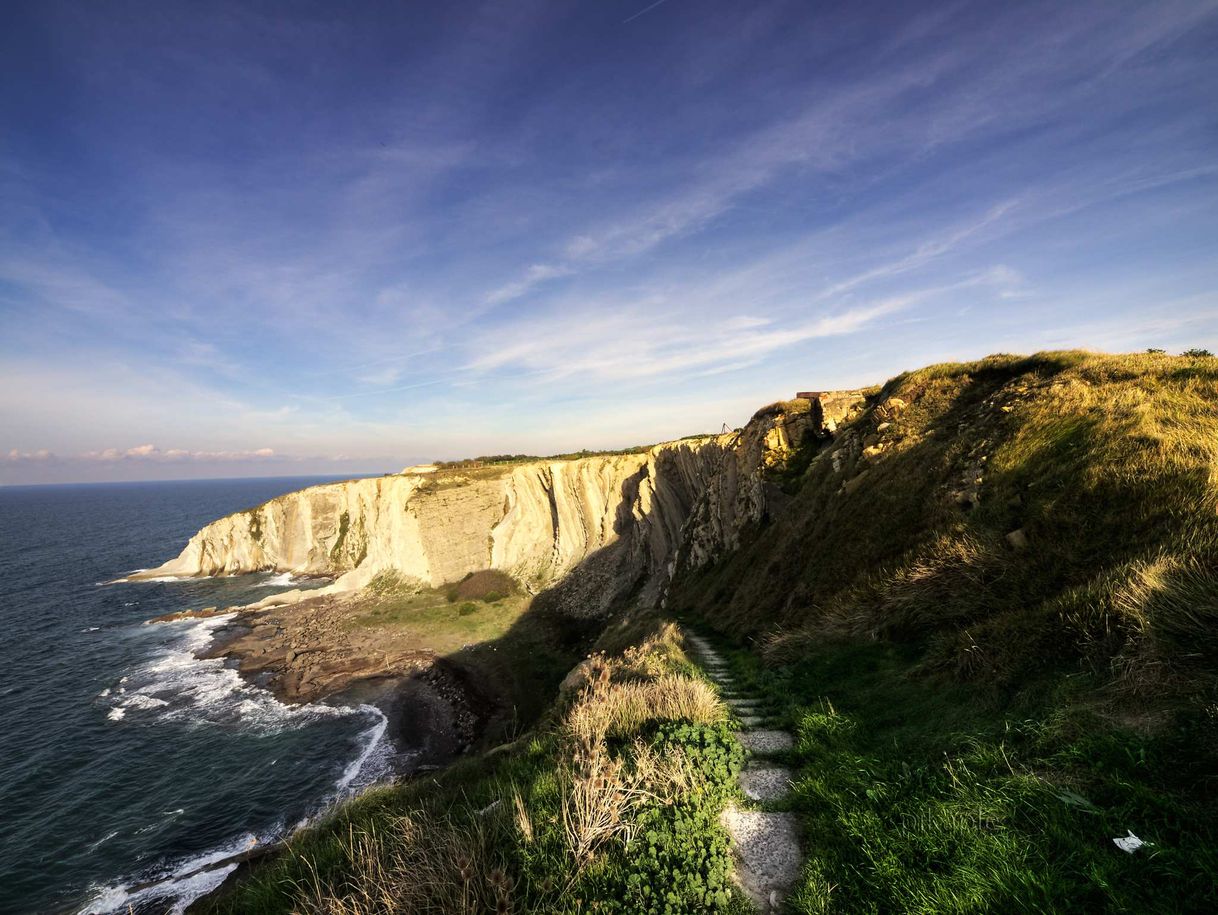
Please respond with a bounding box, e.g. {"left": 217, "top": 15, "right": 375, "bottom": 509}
{"left": 2, "top": 0, "right": 1216, "bottom": 484}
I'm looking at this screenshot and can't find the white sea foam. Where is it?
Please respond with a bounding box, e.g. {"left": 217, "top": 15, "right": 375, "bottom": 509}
{"left": 258, "top": 571, "right": 300, "bottom": 588}
{"left": 88, "top": 831, "right": 119, "bottom": 851}
{"left": 103, "top": 614, "right": 344, "bottom": 731}
{"left": 85, "top": 699, "right": 392, "bottom": 912}
{"left": 120, "top": 694, "right": 170, "bottom": 712}
{"left": 79, "top": 837, "right": 248, "bottom": 915}
{"left": 336, "top": 705, "right": 391, "bottom": 793}
{"left": 106, "top": 569, "right": 187, "bottom": 584}
{"left": 82, "top": 626, "right": 101, "bottom": 632}
{"left": 89, "top": 617, "right": 397, "bottom": 913}
{"left": 99, "top": 569, "right": 145, "bottom": 585}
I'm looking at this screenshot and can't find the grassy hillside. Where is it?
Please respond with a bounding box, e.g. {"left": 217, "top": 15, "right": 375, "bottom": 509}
{"left": 200, "top": 619, "right": 752, "bottom": 915}
{"left": 202, "top": 350, "right": 1218, "bottom": 913}
{"left": 675, "top": 350, "right": 1218, "bottom": 696}
{"left": 670, "top": 350, "right": 1218, "bottom": 911}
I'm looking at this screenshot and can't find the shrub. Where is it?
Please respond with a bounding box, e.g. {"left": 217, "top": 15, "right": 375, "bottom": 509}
{"left": 458, "top": 602, "right": 478, "bottom": 617}
{"left": 446, "top": 569, "right": 519, "bottom": 602}
{"left": 604, "top": 723, "right": 743, "bottom": 914}
{"left": 565, "top": 673, "right": 725, "bottom": 747}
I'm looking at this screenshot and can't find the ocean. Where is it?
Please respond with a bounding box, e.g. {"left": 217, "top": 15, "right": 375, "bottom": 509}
{"left": 0, "top": 477, "right": 395, "bottom": 914}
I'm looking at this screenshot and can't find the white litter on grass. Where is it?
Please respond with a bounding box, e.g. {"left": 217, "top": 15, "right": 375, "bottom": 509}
{"left": 1113, "top": 831, "right": 1147, "bottom": 853}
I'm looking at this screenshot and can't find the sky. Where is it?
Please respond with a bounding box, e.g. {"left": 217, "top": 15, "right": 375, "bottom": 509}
{"left": 1, "top": 0, "right": 1216, "bottom": 485}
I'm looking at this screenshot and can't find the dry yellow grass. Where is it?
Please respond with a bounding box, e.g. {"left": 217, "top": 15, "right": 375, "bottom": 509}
{"left": 688, "top": 350, "right": 1218, "bottom": 700}
{"left": 564, "top": 672, "right": 725, "bottom": 747}
{"left": 556, "top": 642, "right": 725, "bottom": 869}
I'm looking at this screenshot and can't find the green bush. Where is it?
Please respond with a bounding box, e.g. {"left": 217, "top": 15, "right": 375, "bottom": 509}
{"left": 458, "top": 602, "right": 478, "bottom": 616}
{"left": 598, "top": 722, "right": 745, "bottom": 914}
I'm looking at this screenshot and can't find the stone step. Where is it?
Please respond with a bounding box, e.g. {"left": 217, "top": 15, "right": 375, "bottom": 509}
{"left": 740, "top": 765, "right": 795, "bottom": 802}
{"left": 726, "top": 698, "right": 761, "bottom": 709}
{"left": 738, "top": 714, "right": 766, "bottom": 727}
{"left": 738, "top": 729, "right": 794, "bottom": 755}
{"left": 721, "top": 807, "right": 801, "bottom": 912}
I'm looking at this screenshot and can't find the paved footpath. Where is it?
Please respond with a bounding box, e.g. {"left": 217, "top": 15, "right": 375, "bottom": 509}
{"left": 685, "top": 632, "right": 801, "bottom": 913}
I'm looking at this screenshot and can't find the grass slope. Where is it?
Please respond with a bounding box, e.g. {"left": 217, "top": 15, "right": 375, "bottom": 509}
{"left": 204, "top": 349, "right": 1218, "bottom": 914}
{"left": 671, "top": 350, "right": 1218, "bottom": 912}
{"left": 200, "top": 621, "right": 750, "bottom": 915}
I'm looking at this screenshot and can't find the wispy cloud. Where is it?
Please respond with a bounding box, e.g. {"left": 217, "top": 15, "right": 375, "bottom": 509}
{"left": 79, "top": 445, "right": 277, "bottom": 462}
{"left": 485, "top": 263, "right": 574, "bottom": 306}
{"left": 1, "top": 1, "right": 1215, "bottom": 483}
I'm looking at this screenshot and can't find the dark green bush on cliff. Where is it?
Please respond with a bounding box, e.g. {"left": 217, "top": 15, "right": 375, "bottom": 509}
{"left": 607, "top": 722, "right": 745, "bottom": 915}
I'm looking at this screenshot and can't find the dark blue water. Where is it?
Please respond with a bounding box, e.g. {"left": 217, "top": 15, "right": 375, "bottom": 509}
{"left": 0, "top": 478, "right": 393, "bottom": 914}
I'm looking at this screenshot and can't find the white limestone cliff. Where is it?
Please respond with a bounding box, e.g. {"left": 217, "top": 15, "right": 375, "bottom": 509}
{"left": 136, "top": 394, "right": 865, "bottom": 615}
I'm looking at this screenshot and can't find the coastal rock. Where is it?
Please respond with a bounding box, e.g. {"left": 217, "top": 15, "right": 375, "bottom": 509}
{"left": 136, "top": 393, "right": 867, "bottom": 617}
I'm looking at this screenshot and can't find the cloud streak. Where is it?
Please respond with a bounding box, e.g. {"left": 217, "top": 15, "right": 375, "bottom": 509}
{"left": 1, "top": 1, "right": 1215, "bottom": 484}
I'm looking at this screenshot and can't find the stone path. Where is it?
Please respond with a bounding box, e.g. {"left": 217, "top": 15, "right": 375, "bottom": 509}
{"left": 685, "top": 632, "right": 801, "bottom": 912}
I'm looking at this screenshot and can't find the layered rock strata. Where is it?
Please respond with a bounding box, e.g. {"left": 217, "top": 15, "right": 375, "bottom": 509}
{"left": 137, "top": 393, "right": 865, "bottom": 615}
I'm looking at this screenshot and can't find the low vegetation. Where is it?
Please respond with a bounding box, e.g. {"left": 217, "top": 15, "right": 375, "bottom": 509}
{"left": 446, "top": 570, "right": 518, "bottom": 604}
{"left": 434, "top": 445, "right": 652, "bottom": 470}
{"left": 202, "top": 622, "right": 748, "bottom": 915}
{"left": 349, "top": 580, "right": 531, "bottom": 654}
{"left": 205, "top": 349, "right": 1217, "bottom": 912}
{"left": 670, "top": 350, "right": 1218, "bottom": 911}
{"left": 686, "top": 635, "right": 1218, "bottom": 912}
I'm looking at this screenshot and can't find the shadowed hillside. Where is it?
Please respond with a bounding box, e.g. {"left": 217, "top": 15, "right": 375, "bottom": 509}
{"left": 671, "top": 350, "right": 1218, "bottom": 702}
{"left": 199, "top": 351, "right": 1218, "bottom": 915}
{"left": 668, "top": 350, "right": 1218, "bottom": 912}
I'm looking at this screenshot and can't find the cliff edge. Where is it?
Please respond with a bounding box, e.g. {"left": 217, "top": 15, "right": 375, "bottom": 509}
{"left": 137, "top": 393, "right": 866, "bottom": 616}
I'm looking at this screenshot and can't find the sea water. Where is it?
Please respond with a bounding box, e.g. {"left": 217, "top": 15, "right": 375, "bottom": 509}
{"left": 0, "top": 477, "right": 394, "bottom": 914}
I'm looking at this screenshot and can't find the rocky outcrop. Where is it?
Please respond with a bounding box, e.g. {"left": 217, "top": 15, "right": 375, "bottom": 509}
{"left": 137, "top": 393, "right": 866, "bottom": 615}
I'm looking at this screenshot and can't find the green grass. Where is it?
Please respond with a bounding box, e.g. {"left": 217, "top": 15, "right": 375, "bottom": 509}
{"left": 208, "top": 349, "right": 1218, "bottom": 912}
{"left": 200, "top": 624, "right": 749, "bottom": 915}
{"left": 666, "top": 350, "right": 1218, "bottom": 911}
{"left": 348, "top": 585, "right": 532, "bottom": 653}
{"left": 682, "top": 631, "right": 1218, "bottom": 913}
{"left": 674, "top": 350, "right": 1218, "bottom": 696}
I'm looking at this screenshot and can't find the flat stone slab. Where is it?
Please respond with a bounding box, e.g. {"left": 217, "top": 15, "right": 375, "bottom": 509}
{"left": 727, "top": 698, "right": 760, "bottom": 709}
{"left": 739, "top": 714, "right": 765, "bottom": 727}
{"left": 740, "top": 765, "right": 794, "bottom": 802}
{"left": 738, "top": 729, "right": 794, "bottom": 754}
{"left": 721, "top": 807, "right": 802, "bottom": 911}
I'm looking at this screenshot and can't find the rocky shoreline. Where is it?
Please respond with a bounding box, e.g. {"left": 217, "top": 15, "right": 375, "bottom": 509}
{"left": 144, "top": 596, "right": 504, "bottom": 914}
{"left": 155, "top": 597, "right": 491, "bottom": 764}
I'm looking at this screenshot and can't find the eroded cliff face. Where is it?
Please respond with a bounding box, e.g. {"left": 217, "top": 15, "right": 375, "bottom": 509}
{"left": 139, "top": 394, "right": 865, "bottom": 616}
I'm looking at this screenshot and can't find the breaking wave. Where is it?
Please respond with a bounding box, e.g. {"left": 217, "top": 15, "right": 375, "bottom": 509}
{"left": 85, "top": 616, "right": 395, "bottom": 914}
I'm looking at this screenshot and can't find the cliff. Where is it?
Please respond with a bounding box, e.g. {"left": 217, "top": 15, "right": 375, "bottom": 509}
{"left": 137, "top": 393, "right": 866, "bottom": 615}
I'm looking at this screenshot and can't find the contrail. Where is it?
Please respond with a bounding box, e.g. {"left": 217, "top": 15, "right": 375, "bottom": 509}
{"left": 623, "top": 0, "right": 669, "bottom": 24}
